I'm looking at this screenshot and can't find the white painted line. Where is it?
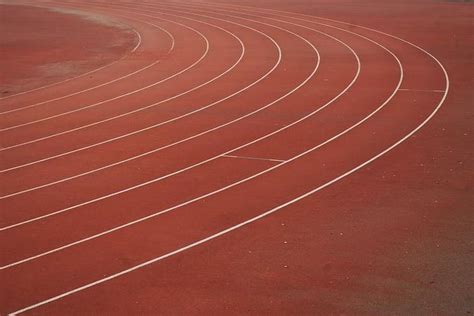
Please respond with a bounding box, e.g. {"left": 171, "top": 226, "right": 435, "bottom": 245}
{"left": 0, "top": 7, "right": 321, "bottom": 229}
{"left": 398, "top": 88, "right": 445, "bottom": 93}
{"left": 0, "top": 61, "right": 160, "bottom": 115}
{"left": 0, "top": 12, "right": 175, "bottom": 116}
{"left": 130, "top": 26, "right": 143, "bottom": 53}
{"left": 0, "top": 9, "right": 143, "bottom": 102}
{"left": 222, "top": 154, "right": 285, "bottom": 163}
{"left": 7, "top": 5, "right": 449, "bottom": 314}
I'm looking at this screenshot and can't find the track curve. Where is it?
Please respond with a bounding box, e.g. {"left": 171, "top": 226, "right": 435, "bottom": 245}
{"left": 0, "top": 0, "right": 450, "bottom": 314}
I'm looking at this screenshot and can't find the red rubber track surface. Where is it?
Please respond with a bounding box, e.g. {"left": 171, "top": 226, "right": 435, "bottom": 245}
{"left": 1, "top": 0, "right": 472, "bottom": 314}
{"left": 0, "top": 3, "right": 141, "bottom": 100}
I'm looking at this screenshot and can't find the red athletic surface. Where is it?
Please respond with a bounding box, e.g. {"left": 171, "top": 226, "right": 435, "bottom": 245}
{"left": 0, "top": 0, "right": 472, "bottom": 314}
{"left": 0, "top": 4, "right": 137, "bottom": 97}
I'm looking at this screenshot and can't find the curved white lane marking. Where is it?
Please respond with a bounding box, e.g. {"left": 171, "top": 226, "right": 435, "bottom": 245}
{"left": 0, "top": 5, "right": 321, "bottom": 229}
{"left": 1, "top": 60, "right": 159, "bottom": 113}
{"left": 130, "top": 26, "right": 143, "bottom": 53}
{"left": 0, "top": 4, "right": 142, "bottom": 102}
{"left": 7, "top": 3, "right": 449, "bottom": 314}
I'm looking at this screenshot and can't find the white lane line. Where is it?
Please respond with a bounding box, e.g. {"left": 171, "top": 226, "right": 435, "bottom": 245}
{"left": 398, "top": 88, "right": 445, "bottom": 93}
{"left": 0, "top": 7, "right": 321, "bottom": 230}
{"left": 0, "top": 10, "right": 212, "bottom": 149}
{"left": 222, "top": 155, "right": 285, "bottom": 163}
{"left": 130, "top": 27, "right": 142, "bottom": 53}
{"left": 1, "top": 61, "right": 159, "bottom": 115}
{"left": 0, "top": 6, "right": 143, "bottom": 102}
{"left": 7, "top": 6, "right": 450, "bottom": 314}
{"left": 0, "top": 11, "right": 213, "bottom": 133}
{"left": 0, "top": 11, "right": 175, "bottom": 116}
{"left": 0, "top": 9, "right": 259, "bottom": 193}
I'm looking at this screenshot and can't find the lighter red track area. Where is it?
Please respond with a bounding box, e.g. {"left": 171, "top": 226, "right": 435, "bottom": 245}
{"left": 1, "top": 0, "right": 472, "bottom": 315}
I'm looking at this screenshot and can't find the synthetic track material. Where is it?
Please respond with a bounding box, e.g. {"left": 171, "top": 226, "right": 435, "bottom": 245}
{"left": 0, "top": 0, "right": 460, "bottom": 314}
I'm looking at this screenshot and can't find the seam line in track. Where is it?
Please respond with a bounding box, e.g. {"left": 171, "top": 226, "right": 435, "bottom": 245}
{"left": 221, "top": 155, "right": 285, "bottom": 163}
{"left": 398, "top": 88, "right": 445, "bottom": 93}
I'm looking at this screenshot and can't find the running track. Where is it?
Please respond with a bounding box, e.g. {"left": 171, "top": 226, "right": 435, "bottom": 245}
{"left": 2, "top": 0, "right": 467, "bottom": 314}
